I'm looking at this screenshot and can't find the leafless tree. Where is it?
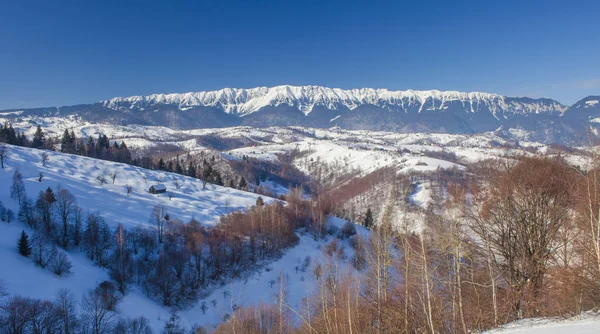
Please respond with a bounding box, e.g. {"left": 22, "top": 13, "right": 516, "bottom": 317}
{"left": 54, "top": 289, "right": 78, "bottom": 334}
{"left": 31, "top": 233, "right": 55, "bottom": 269}
{"left": 81, "top": 285, "right": 117, "bottom": 334}
{"left": 470, "top": 157, "right": 576, "bottom": 318}
{"left": 10, "top": 169, "right": 25, "bottom": 204}
{"left": 41, "top": 152, "right": 49, "bottom": 167}
{"left": 149, "top": 204, "right": 167, "bottom": 243}
{"left": 50, "top": 248, "right": 73, "bottom": 276}
{"left": 0, "top": 143, "right": 7, "bottom": 169}
{"left": 96, "top": 175, "right": 108, "bottom": 185}
{"left": 56, "top": 188, "right": 78, "bottom": 248}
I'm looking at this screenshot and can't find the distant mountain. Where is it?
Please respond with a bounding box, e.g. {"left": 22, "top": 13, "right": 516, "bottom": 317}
{"left": 101, "top": 85, "right": 566, "bottom": 118}
{"left": 2, "top": 85, "right": 598, "bottom": 145}
{"left": 563, "top": 96, "right": 600, "bottom": 120}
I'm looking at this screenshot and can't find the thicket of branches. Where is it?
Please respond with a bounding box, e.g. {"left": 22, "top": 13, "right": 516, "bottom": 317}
{"left": 215, "top": 155, "right": 600, "bottom": 333}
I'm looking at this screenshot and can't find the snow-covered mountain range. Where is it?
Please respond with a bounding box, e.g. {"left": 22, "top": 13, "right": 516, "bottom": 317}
{"left": 101, "top": 85, "right": 566, "bottom": 117}
{"left": 2, "top": 85, "right": 599, "bottom": 145}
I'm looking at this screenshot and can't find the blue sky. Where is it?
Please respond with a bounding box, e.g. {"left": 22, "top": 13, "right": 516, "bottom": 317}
{"left": 1, "top": 0, "right": 599, "bottom": 109}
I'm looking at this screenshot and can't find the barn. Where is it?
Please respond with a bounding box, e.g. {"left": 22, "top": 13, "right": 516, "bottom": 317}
{"left": 149, "top": 184, "right": 167, "bottom": 194}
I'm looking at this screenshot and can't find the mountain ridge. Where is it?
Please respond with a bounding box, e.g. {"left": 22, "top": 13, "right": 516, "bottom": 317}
{"left": 2, "top": 86, "right": 599, "bottom": 145}
{"left": 100, "top": 85, "right": 567, "bottom": 118}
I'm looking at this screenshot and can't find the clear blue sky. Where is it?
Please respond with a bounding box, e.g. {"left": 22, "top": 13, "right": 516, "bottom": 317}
{"left": 1, "top": 0, "right": 599, "bottom": 109}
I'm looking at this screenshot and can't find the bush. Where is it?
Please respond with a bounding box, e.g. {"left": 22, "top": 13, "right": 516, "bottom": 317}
{"left": 339, "top": 222, "right": 357, "bottom": 239}
{"left": 51, "top": 250, "right": 73, "bottom": 276}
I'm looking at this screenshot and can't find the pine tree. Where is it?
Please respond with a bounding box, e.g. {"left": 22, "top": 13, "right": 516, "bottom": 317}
{"left": 18, "top": 230, "right": 32, "bottom": 257}
{"left": 187, "top": 161, "right": 196, "bottom": 177}
{"left": 214, "top": 173, "right": 223, "bottom": 186}
{"left": 61, "top": 129, "right": 74, "bottom": 153}
{"left": 238, "top": 176, "right": 247, "bottom": 189}
{"left": 32, "top": 126, "right": 45, "bottom": 148}
{"left": 364, "top": 208, "right": 374, "bottom": 229}
{"left": 86, "top": 136, "right": 96, "bottom": 157}
{"left": 175, "top": 157, "right": 183, "bottom": 175}
{"left": 157, "top": 158, "right": 166, "bottom": 171}
{"left": 119, "top": 142, "right": 131, "bottom": 164}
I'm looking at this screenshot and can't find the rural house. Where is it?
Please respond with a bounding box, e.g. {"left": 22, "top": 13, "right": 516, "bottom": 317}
{"left": 149, "top": 184, "right": 167, "bottom": 194}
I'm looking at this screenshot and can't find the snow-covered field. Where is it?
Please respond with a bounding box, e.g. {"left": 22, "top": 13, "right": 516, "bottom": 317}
{"left": 0, "top": 144, "right": 362, "bottom": 331}
{"left": 486, "top": 313, "right": 600, "bottom": 333}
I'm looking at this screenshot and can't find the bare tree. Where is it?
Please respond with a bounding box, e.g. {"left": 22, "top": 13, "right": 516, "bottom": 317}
{"left": 96, "top": 175, "right": 108, "bottom": 185}
{"left": 111, "top": 171, "right": 117, "bottom": 184}
{"left": 31, "top": 233, "right": 55, "bottom": 269}
{"left": 10, "top": 169, "right": 25, "bottom": 204}
{"left": 149, "top": 205, "right": 167, "bottom": 243}
{"left": 470, "top": 157, "right": 576, "bottom": 318}
{"left": 0, "top": 143, "right": 7, "bottom": 169}
{"left": 81, "top": 286, "right": 117, "bottom": 334}
{"left": 41, "top": 152, "right": 49, "bottom": 167}
{"left": 50, "top": 248, "right": 73, "bottom": 276}
{"left": 56, "top": 188, "right": 78, "bottom": 248}
{"left": 55, "top": 289, "right": 78, "bottom": 334}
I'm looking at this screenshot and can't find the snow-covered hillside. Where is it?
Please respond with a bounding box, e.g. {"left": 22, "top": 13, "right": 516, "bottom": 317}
{"left": 0, "top": 145, "right": 267, "bottom": 228}
{"left": 0, "top": 144, "right": 364, "bottom": 332}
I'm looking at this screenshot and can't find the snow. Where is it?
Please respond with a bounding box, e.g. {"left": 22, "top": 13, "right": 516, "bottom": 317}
{"left": 486, "top": 313, "right": 600, "bottom": 333}
{"left": 0, "top": 145, "right": 269, "bottom": 229}
{"left": 585, "top": 100, "right": 599, "bottom": 108}
{"left": 409, "top": 182, "right": 432, "bottom": 209}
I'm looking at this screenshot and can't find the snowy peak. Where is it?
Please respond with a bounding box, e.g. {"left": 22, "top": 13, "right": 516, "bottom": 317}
{"left": 101, "top": 85, "right": 566, "bottom": 117}
{"left": 563, "top": 95, "right": 600, "bottom": 120}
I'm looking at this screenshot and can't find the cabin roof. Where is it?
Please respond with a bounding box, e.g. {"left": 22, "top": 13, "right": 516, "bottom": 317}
{"left": 150, "top": 184, "right": 167, "bottom": 191}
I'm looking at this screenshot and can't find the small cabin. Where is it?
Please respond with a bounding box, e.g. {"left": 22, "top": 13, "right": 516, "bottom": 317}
{"left": 149, "top": 184, "right": 167, "bottom": 194}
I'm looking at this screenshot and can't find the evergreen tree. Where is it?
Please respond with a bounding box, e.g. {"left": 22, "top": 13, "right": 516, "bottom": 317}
{"left": 60, "top": 129, "right": 75, "bottom": 153}
{"left": 18, "top": 230, "right": 32, "bottom": 257}
{"left": 157, "top": 158, "right": 166, "bottom": 171}
{"left": 119, "top": 142, "right": 131, "bottom": 164}
{"left": 202, "top": 162, "right": 212, "bottom": 180}
{"left": 86, "top": 136, "right": 96, "bottom": 157}
{"left": 255, "top": 174, "right": 261, "bottom": 186}
{"left": 364, "top": 208, "right": 374, "bottom": 229}
{"left": 187, "top": 161, "right": 197, "bottom": 178}
{"left": 32, "top": 126, "right": 45, "bottom": 148}
{"left": 70, "top": 129, "right": 77, "bottom": 152}
{"left": 174, "top": 157, "right": 184, "bottom": 175}
{"left": 214, "top": 173, "right": 223, "bottom": 186}
{"left": 256, "top": 196, "right": 264, "bottom": 207}
{"left": 238, "top": 176, "right": 247, "bottom": 189}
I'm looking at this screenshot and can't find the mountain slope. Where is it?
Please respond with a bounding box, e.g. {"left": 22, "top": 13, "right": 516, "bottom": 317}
{"left": 0, "top": 144, "right": 364, "bottom": 332}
